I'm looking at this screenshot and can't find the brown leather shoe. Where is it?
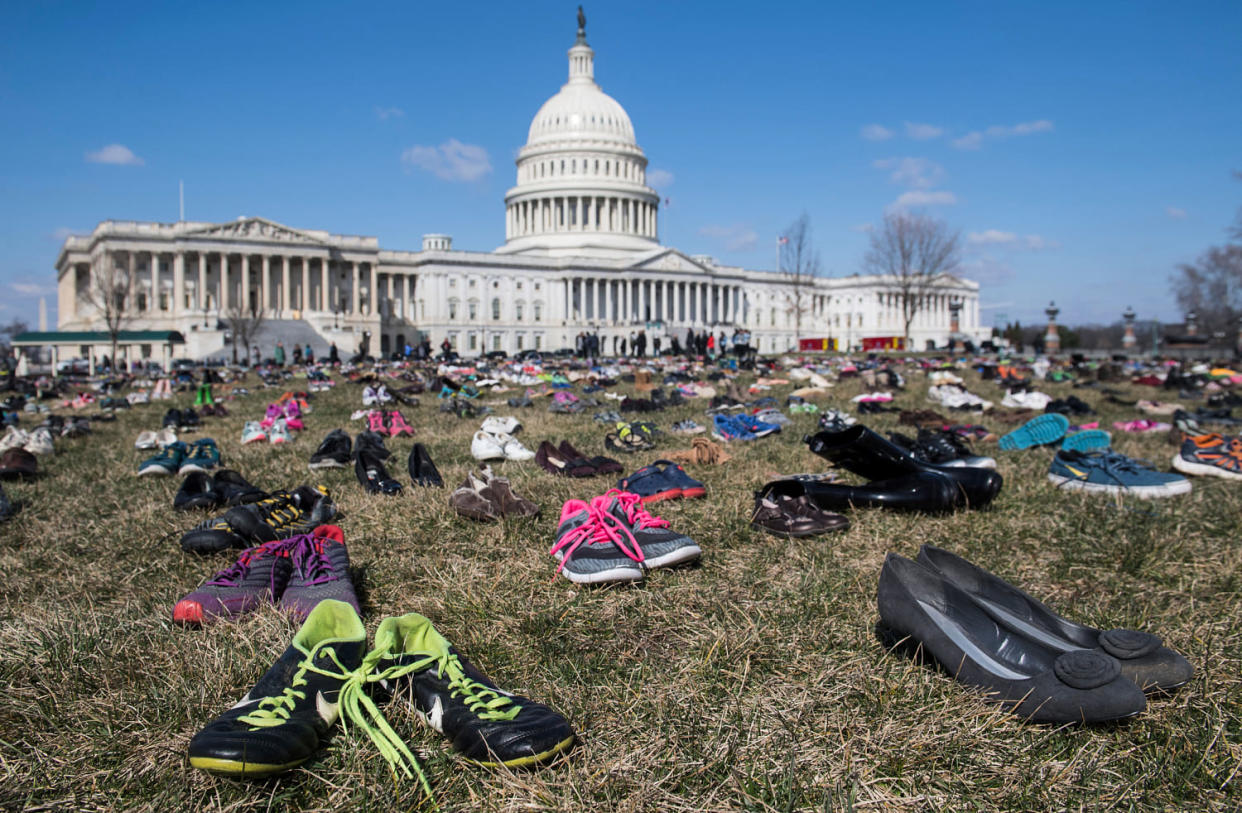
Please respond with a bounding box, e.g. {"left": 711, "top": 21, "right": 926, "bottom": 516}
{"left": 0, "top": 447, "right": 37, "bottom": 478}
{"left": 449, "top": 473, "right": 499, "bottom": 522}
{"left": 477, "top": 468, "right": 540, "bottom": 518}
{"left": 750, "top": 493, "right": 849, "bottom": 537}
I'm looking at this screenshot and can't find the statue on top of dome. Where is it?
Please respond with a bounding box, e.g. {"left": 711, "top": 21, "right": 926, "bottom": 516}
{"left": 576, "top": 5, "right": 586, "bottom": 41}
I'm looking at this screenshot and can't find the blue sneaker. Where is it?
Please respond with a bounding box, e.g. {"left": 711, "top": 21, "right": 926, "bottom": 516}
{"left": 999, "top": 414, "right": 1070, "bottom": 450}
{"left": 712, "top": 414, "right": 755, "bottom": 442}
{"left": 653, "top": 460, "right": 706, "bottom": 499}
{"left": 617, "top": 463, "right": 683, "bottom": 503}
{"left": 1048, "top": 449, "right": 1191, "bottom": 498}
{"left": 1061, "top": 429, "right": 1111, "bottom": 452}
{"left": 737, "top": 413, "right": 782, "bottom": 436}
{"left": 138, "top": 441, "right": 188, "bottom": 477}
{"left": 180, "top": 438, "right": 221, "bottom": 475}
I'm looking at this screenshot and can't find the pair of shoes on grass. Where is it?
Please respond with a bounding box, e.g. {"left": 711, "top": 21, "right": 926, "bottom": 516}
{"left": 174, "top": 469, "right": 265, "bottom": 511}
{"left": 877, "top": 546, "right": 1193, "bottom": 724}
{"left": 186, "top": 599, "right": 575, "bottom": 797}
{"left": 550, "top": 490, "right": 700, "bottom": 584}
{"left": 139, "top": 438, "right": 220, "bottom": 477}
{"left": 174, "top": 523, "right": 356, "bottom": 626}
{"left": 450, "top": 466, "right": 538, "bottom": 521}
{"left": 535, "top": 440, "right": 621, "bottom": 478}
{"left": 180, "top": 485, "right": 337, "bottom": 554}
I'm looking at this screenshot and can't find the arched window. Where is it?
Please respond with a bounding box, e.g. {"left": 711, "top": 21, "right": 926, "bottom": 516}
{"left": 533, "top": 303, "right": 542, "bottom": 322}
{"left": 448, "top": 299, "right": 458, "bottom": 320}
{"left": 515, "top": 302, "right": 524, "bottom": 321}
{"left": 468, "top": 301, "right": 478, "bottom": 321}
{"left": 492, "top": 298, "right": 501, "bottom": 320}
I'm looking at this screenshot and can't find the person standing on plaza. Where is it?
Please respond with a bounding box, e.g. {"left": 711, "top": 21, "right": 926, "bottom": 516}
{"left": 274, "top": 341, "right": 286, "bottom": 367}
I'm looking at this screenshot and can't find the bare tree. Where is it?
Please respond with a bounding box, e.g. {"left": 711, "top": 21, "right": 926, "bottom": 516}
{"left": 81, "top": 253, "right": 135, "bottom": 368}
{"left": 778, "top": 213, "right": 822, "bottom": 346}
{"left": 1170, "top": 244, "right": 1242, "bottom": 338}
{"left": 225, "top": 300, "right": 266, "bottom": 365}
{"left": 0, "top": 319, "right": 29, "bottom": 344}
{"left": 862, "top": 211, "right": 962, "bottom": 349}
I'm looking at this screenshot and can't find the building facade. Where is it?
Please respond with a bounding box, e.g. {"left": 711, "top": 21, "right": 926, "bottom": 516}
{"left": 54, "top": 23, "right": 985, "bottom": 364}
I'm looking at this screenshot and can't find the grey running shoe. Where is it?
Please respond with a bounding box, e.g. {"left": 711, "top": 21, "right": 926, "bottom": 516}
{"left": 173, "top": 539, "right": 292, "bottom": 625}
{"left": 279, "top": 525, "right": 360, "bottom": 621}
{"left": 604, "top": 490, "right": 701, "bottom": 570}
{"left": 549, "top": 496, "right": 643, "bottom": 584}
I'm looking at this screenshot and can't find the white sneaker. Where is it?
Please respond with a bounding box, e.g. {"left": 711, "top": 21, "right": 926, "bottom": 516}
{"left": 156, "top": 427, "right": 178, "bottom": 448}
{"left": 242, "top": 421, "right": 267, "bottom": 444}
{"left": 480, "top": 415, "right": 522, "bottom": 436}
{"left": 25, "top": 427, "right": 55, "bottom": 456}
{"left": 493, "top": 432, "right": 535, "bottom": 461}
{"left": 269, "top": 418, "right": 291, "bottom": 445}
{"left": 471, "top": 430, "right": 506, "bottom": 461}
{"left": 135, "top": 430, "right": 159, "bottom": 450}
{"left": 753, "top": 408, "right": 792, "bottom": 427}
{"left": 0, "top": 427, "right": 30, "bottom": 452}
{"left": 362, "top": 386, "right": 377, "bottom": 406}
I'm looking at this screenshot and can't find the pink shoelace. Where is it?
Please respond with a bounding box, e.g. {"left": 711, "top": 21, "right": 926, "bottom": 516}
{"left": 548, "top": 497, "right": 644, "bottom": 572}
{"left": 608, "top": 490, "right": 671, "bottom": 531}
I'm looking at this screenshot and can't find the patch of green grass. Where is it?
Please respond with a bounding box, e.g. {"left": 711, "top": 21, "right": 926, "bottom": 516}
{"left": 1, "top": 367, "right": 1240, "bottom": 811}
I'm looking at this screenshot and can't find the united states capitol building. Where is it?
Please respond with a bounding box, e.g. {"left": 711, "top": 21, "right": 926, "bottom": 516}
{"left": 53, "top": 18, "right": 984, "bottom": 363}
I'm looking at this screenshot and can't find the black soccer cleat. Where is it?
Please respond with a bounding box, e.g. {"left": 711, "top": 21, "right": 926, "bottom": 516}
{"left": 374, "top": 612, "right": 575, "bottom": 767}
{"left": 187, "top": 599, "right": 367, "bottom": 777}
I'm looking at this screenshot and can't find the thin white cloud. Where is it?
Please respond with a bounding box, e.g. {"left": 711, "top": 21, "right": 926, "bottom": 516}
{"left": 1166, "top": 206, "right": 1188, "bottom": 220}
{"left": 11, "top": 282, "right": 55, "bottom": 297}
{"left": 860, "top": 124, "right": 894, "bottom": 141}
{"left": 873, "top": 157, "right": 945, "bottom": 190}
{"left": 967, "top": 230, "right": 1057, "bottom": 251}
{"left": 698, "top": 224, "right": 758, "bottom": 252}
{"left": 86, "top": 144, "right": 144, "bottom": 166}
{"left": 647, "top": 168, "right": 674, "bottom": 188}
{"left": 850, "top": 223, "right": 874, "bottom": 233}
{"left": 375, "top": 106, "right": 405, "bottom": 121}
{"left": 960, "top": 256, "right": 1016, "bottom": 285}
{"left": 967, "top": 229, "right": 1019, "bottom": 246}
{"left": 905, "top": 122, "right": 944, "bottom": 140}
{"left": 952, "top": 132, "right": 983, "bottom": 150}
{"left": 953, "top": 120, "right": 1054, "bottom": 150}
{"left": 891, "top": 190, "right": 957, "bottom": 209}
{"left": 51, "top": 226, "right": 78, "bottom": 241}
{"left": 400, "top": 139, "right": 492, "bottom": 182}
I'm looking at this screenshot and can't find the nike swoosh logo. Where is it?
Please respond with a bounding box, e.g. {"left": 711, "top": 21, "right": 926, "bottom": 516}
{"left": 229, "top": 693, "right": 259, "bottom": 711}
{"left": 316, "top": 690, "right": 339, "bottom": 725}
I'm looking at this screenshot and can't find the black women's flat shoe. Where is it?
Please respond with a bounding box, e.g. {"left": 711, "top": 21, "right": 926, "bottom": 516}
{"left": 877, "top": 553, "right": 1146, "bottom": 723}
{"left": 211, "top": 469, "right": 266, "bottom": 506}
{"left": 761, "top": 472, "right": 958, "bottom": 513}
{"left": 916, "top": 545, "right": 1193, "bottom": 693}
{"left": 356, "top": 450, "right": 403, "bottom": 495}
{"left": 174, "top": 471, "right": 219, "bottom": 511}
{"left": 408, "top": 443, "right": 444, "bottom": 488}
{"left": 804, "top": 425, "right": 1002, "bottom": 508}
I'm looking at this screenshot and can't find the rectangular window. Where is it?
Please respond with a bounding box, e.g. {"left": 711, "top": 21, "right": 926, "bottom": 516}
{"left": 533, "top": 304, "right": 542, "bottom": 322}
{"left": 448, "top": 302, "right": 458, "bottom": 320}
{"left": 515, "top": 304, "right": 524, "bottom": 321}
{"left": 468, "top": 303, "right": 478, "bottom": 320}
{"left": 534, "top": 334, "right": 543, "bottom": 350}
{"left": 468, "top": 333, "right": 477, "bottom": 350}
{"left": 517, "top": 334, "right": 525, "bottom": 350}
{"left": 492, "top": 334, "right": 501, "bottom": 351}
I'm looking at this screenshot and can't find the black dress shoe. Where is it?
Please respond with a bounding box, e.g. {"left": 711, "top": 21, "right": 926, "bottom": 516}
{"left": 877, "top": 553, "right": 1147, "bottom": 723}
{"left": 761, "top": 471, "right": 958, "bottom": 513}
{"left": 916, "top": 545, "right": 1193, "bottom": 694}
{"left": 356, "top": 450, "right": 403, "bottom": 495}
{"left": 211, "top": 469, "right": 266, "bottom": 506}
{"left": 408, "top": 443, "right": 444, "bottom": 487}
{"left": 174, "top": 471, "right": 218, "bottom": 511}
{"left": 804, "top": 425, "right": 1002, "bottom": 508}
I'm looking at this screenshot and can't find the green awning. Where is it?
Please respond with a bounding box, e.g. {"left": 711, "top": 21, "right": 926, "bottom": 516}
{"left": 11, "top": 330, "right": 185, "bottom": 345}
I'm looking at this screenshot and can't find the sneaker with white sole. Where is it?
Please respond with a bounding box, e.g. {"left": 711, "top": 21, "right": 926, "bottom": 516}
{"left": 480, "top": 415, "right": 522, "bottom": 436}
{"left": 269, "top": 419, "right": 291, "bottom": 445}
{"left": 242, "top": 421, "right": 267, "bottom": 444}
{"left": 470, "top": 430, "right": 506, "bottom": 461}
{"left": 548, "top": 496, "right": 644, "bottom": 584}
{"left": 1049, "top": 449, "right": 1191, "bottom": 498}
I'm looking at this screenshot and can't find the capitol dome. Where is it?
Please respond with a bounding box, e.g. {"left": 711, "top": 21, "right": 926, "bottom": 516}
{"left": 497, "top": 18, "right": 660, "bottom": 258}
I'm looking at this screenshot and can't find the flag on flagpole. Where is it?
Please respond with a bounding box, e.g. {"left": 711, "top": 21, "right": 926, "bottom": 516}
{"left": 778, "top": 236, "right": 789, "bottom": 245}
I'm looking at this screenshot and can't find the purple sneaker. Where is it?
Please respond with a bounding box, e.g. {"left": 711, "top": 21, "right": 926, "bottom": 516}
{"left": 279, "top": 525, "right": 360, "bottom": 621}
{"left": 173, "top": 540, "right": 291, "bottom": 626}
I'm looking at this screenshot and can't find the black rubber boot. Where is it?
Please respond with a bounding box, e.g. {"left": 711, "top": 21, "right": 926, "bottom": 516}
{"left": 804, "top": 425, "right": 1002, "bottom": 508}
{"left": 760, "top": 471, "right": 958, "bottom": 513}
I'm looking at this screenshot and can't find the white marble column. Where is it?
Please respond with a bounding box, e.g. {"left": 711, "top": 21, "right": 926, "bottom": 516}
{"left": 320, "top": 258, "right": 329, "bottom": 312}
{"left": 170, "top": 253, "right": 183, "bottom": 316}
{"left": 197, "top": 254, "right": 206, "bottom": 310}
{"left": 260, "top": 255, "right": 270, "bottom": 315}
{"left": 350, "top": 262, "right": 359, "bottom": 315}
{"left": 369, "top": 264, "right": 377, "bottom": 317}
{"left": 239, "top": 255, "right": 251, "bottom": 314}
{"left": 219, "top": 254, "right": 230, "bottom": 313}
{"left": 280, "top": 256, "right": 290, "bottom": 314}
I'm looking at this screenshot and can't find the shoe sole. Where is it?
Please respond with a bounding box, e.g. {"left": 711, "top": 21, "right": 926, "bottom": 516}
{"left": 465, "top": 734, "right": 577, "bottom": 768}
{"left": 558, "top": 562, "right": 644, "bottom": 584}
{"left": 137, "top": 466, "right": 174, "bottom": 477}
{"left": 172, "top": 600, "right": 205, "bottom": 626}
{"left": 189, "top": 754, "right": 308, "bottom": 776}
{"left": 179, "top": 463, "right": 217, "bottom": 475}
{"left": 1047, "top": 473, "right": 1192, "bottom": 498}
{"left": 998, "top": 414, "right": 1069, "bottom": 450}
{"left": 637, "top": 488, "right": 683, "bottom": 504}
{"left": 1061, "top": 430, "right": 1112, "bottom": 452}
{"left": 309, "top": 460, "right": 347, "bottom": 470}
{"left": 1172, "top": 455, "right": 1242, "bottom": 480}
{"left": 642, "top": 544, "right": 703, "bottom": 570}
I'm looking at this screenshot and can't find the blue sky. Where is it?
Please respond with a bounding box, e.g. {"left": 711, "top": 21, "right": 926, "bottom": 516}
{"left": 1, "top": 0, "right": 1238, "bottom": 330}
